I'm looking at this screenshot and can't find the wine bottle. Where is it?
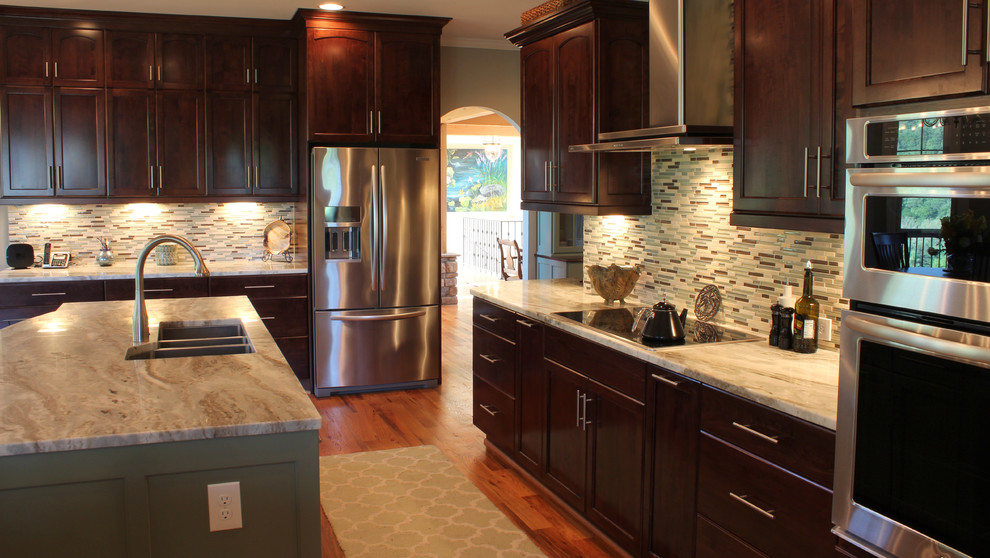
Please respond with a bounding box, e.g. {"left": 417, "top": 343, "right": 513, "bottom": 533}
{"left": 792, "top": 261, "right": 820, "bottom": 353}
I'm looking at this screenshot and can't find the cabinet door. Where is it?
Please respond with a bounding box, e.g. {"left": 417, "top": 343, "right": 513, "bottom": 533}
{"left": 157, "top": 33, "right": 204, "bottom": 90}
{"left": 54, "top": 88, "right": 106, "bottom": 196}
{"left": 106, "top": 31, "right": 155, "bottom": 89}
{"left": 206, "top": 91, "right": 251, "bottom": 195}
{"left": 108, "top": 89, "right": 155, "bottom": 196}
{"left": 254, "top": 37, "right": 297, "bottom": 92}
{"left": 553, "top": 23, "right": 595, "bottom": 205}
{"left": 376, "top": 32, "right": 439, "bottom": 145}
{"left": 306, "top": 28, "right": 373, "bottom": 143}
{"left": 157, "top": 91, "right": 206, "bottom": 196}
{"left": 648, "top": 368, "right": 700, "bottom": 558}
{"left": 52, "top": 29, "right": 104, "bottom": 87}
{"left": 515, "top": 317, "right": 546, "bottom": 477}
{"left": 1, "top": 27, "right": 50, "bottom": 85}
{"left": 205, "top": 35, "right": 251, "bottom": 91}
{"left": 544, "top": 360, "right": 588, "bottom": 510}
{"left": 520, "top": 39, "right": 554, "bottom": 203}
{"left": 852, "top": 0, "right": 986, "bottom": 106}
{"left": 0, "top": 86, "right": 53, "bottom": 196}
{"left": 587, "top": 378, "right": 645, "bottom": 553}
{"left": 254, "top": 92, "right": 296, "bottom": 196}
{"left": 732, "top": 0, "right": 828, "bottom": 220}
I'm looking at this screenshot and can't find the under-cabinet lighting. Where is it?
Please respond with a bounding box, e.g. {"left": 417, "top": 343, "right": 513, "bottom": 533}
{"left": 319, "top": 3, "right": 344, "bottom": 10}
{"left": 127, "top": 203, "right": 164, "bottom": 218}
{"left": 25, "top": 204, "right": 69, "bottom": 222}
{"left": 683, "top": 147, "right": 697, "bottom": 153}
{"left": 218, "top": 202, "right": 265, "bottom": 219}
{"left": 601, "top": 215, "right": 630, "bottom": 233}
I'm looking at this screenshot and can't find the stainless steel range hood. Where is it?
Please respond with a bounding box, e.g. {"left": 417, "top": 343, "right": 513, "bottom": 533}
{"left": 570, "top": 0, "right": 733, "bottom": 153}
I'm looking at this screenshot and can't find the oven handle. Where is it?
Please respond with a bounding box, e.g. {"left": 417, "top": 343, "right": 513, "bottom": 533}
{"left": 849, "top": 169, "right": 990, "bottom": 187}
{"left": 845, "top": 314, "right": 990, "bottom": 367}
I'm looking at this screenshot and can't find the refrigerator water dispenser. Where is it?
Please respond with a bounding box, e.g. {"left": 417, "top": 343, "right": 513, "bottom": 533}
{"left": 324, "top": 206, "right": 361, "bottom": 261}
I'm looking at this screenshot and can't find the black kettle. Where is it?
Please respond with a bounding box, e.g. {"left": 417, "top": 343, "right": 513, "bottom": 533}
{"left": 641, "top": 297, "right": 688, "bottom": 345}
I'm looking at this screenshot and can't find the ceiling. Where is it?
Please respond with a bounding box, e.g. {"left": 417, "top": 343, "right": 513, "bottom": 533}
{"left": 5, "top": 0, "right": 539, "bottom": 50}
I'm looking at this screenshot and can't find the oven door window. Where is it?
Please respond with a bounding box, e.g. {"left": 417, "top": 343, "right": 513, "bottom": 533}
{"left": 855, "top": 340, "right": 990, "bottom": 557}
{"left": 863, "top": 195, "right": 990, "bottom": 282}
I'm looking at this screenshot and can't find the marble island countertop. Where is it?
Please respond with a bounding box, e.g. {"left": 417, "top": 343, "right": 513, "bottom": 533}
{"left": 0, "top": 296, "right": 321, "bottom": 456}
{"left": 471, "top": 279, "right": 839, "bottom": 430}
{"left": 0, "top": 259, "right": 308, "bottom": 283}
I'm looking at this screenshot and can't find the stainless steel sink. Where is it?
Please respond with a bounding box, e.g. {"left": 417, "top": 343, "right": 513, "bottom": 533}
{"left": 125, "top": 319, "right": 255, "bottom": 360}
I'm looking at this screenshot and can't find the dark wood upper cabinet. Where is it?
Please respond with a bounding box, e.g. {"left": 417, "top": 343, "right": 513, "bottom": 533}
{"left": 0, "top": 86, "right": 53, "bottom": 196}
{"left": 206, "top": 91, "right": 252, "bottom": 195}
{"left": 156, "top": 91, "right": 206, "bottom": 195}
{"left": 852, "top": 0, "right": 987, "bottom": 106}
{"left": 306, "top": 28, "right": 374, "bottom": 143}
{"left": 375, "top": 32, "right": 439, "bottom": 145}
{"left": 253, "top": 92, "right": 296, "bottom": 195}
{"left": 506, "top": 0, "right": 650, "bottom": 215}
{"left": 206, "top": 36, "right": 296, "bottom": 92}
{"left": 106, "top": 31, "right": 155, "bottom": 89}
{"left": 1, "top": 27, "right": 103, "bottom": 87}
{"left": 301, "top": 11, "right": 448, "bottom": 146}
{"left": 106, "top": 31, "right": 203, "bottom": 90}
{"left": 107, "top": 88, "right": 156, "bottom": 196}
{"left": 731, "top": 0, "right": 844, "bottom": 233}
{"left": 157, "top": 33, "right": 203, "bottom": 90}
{"left": 54, "top": 88, "right": 106, "bottom": 196}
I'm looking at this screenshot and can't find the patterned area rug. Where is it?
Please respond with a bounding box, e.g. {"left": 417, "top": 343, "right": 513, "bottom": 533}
{"left": 319, "top": 445, "right": 545, "bottom": 557}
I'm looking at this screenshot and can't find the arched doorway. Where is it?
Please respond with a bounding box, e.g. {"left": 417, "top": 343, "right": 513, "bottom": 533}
{"left": 441, "top": 107, "right": 527, "bottom": 289}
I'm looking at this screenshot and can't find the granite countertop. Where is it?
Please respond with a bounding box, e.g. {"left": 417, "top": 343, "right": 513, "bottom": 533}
{"left": 0, "top": 260, "right": 308, "bottom": 283}
{"left": 471, "top": 279, "right": 839, "bottom": 430}
{"left": 0, "top": 296, "right": 322, "bottom": 456}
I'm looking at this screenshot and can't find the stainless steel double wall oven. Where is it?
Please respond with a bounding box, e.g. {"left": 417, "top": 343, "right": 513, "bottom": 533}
{"left": 836, "top": 108, "right": 990, "bottom": 558}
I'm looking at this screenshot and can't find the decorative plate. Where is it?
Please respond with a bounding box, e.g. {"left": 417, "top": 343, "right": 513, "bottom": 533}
{"left": 263, "top": 218, "right": 293, "bottom": 262}
{"left": 694, "top": 284, "right": 721, "bottom": 322}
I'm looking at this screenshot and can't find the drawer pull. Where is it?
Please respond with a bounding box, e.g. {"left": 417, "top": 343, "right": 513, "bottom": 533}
{"left": 479, "top": 404, "right": 501, "bottom": 416}
{"left": 479, "top": 313, "right": 498, "bottom": 323}
{"left": 144, "top": 288, "right": 174, "bottom": 294}
{"left": 651, "top": 373, "right": 681, "bottom": 387}
{"left": 516, "top": 319, "right": 536, "bottom": 328}
{"left": 260, "top": 316, "right": 276, "bottom": 321}
{"left": 732, "top": 422, "right": 779, "bottom": 444}
{"left": 244, "top": 285, "right": 276, "bottom": 289}
{"left": 479, "top": 354, "right": 500, "bottom": 364}
{"left": 729, "top": 492, "right": 775, "bottom": 520}
{"left": 31, "top": 292, "right": 66, "bottom": 297}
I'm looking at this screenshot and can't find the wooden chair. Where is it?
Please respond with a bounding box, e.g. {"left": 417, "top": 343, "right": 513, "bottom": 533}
{"left": 496, "top": 238, "right": 523, "bottom": 280}
{"left": 871, "top": 232, "right": 910, "bottom": 270}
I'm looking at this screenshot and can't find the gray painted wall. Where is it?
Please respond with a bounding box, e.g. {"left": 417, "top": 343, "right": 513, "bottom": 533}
{"left": 441, "top": 46, "right": 520, "bottom": 126}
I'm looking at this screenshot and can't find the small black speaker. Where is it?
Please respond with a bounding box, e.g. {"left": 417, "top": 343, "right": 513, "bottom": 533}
{"left": 6, "top": 243, "right": 34, "bottom": 269}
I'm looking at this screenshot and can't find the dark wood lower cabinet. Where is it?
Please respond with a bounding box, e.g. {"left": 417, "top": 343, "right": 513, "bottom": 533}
{"left": 105, "top": 277, "right": 209, "bottom": 300}
{"left": 514, "top": 316, "right": 545, "bottom": 477}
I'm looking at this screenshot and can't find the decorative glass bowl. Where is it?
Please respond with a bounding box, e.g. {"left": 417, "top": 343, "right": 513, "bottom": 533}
{"left": 586, "top": 263, "right": 643, "bottom": 303}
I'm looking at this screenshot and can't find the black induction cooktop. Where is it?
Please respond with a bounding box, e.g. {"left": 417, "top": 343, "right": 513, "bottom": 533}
{"left": 552, "top": 307, "right": 761, "bottom": 348}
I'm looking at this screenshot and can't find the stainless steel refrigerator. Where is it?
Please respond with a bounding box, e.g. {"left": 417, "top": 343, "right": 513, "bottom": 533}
{"left": 310, "top": 146, "right": 440, "bottom": 396}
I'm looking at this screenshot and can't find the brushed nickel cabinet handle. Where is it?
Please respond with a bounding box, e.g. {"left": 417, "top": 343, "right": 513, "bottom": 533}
{"left": 576, "top": 389, "right": 582, "bottom": 428}
{"left": 260, "top": 316, "right": 276, "bottom": 321}
{"left": 158, "top": 65, "right": 162, "bottom": 81}
{"left": 516, "top": 319, "right": 536, "bottom": 328}
{"left": 149, "top": 65, "right": 153, "bottom": 82}
{"left": 47, "top": 166, "right": 53, "bottom": 189}
{"left": 254, "top": 165, "right": 259, "bottom": 189}
{"left": 962, "top": 0, "right": 970, "bottom": 66}
{"left": 480, "top": 403, "right": 500, "bottom": 416}
{"left": 816, "top": 145, "right": 822, "bottom": 198}
{"left": 254, "top": 68, "right": 258, "bottom": 84}
{"left": 246, "top": 68, "right": 251, "bottom": 84}
{"left": 479, "top": 354, "right": 499, "bottom": 364}
{"left": 986, "top": 0, "right": 989, "bottom": 63}
{"left": 377, "top": 110, "right": 381, "bottom": 134}
{"left": 582, "top": 393, "right": 591, "bottom": 431}
{"left": 158, "top": 165, "right": 163, "bottom": 191}
{"left": 479, "top": 314, "right": 498, "bottom": 323}
{"left": 729, "top": 492, "right": 775, "bottom": 520}
{"left": 369, "top": 111, "right": 374, "bottom": 133}
{"left": 149, "top": 165, "right": 154, "bottom": 190}
{"left": 244, "top": 284, "right": 276, "bottom": 289}
{"left": 31, "top": 292, "right": 66, "bottom": 297}
{"left": 143, "top": 288, "right": 174, "bottom": 293}
{"left": 651, "top": 373, "right": 682, "bottom": 387}
{"left": 58, "top": 166, "right": 63, "bottom": 189}
{"left": 53, "top": 62, "right": 58, "bottom": 78}
{"left": 802, "top": 146, "right": 809, "bottom": 197}
{"left": 731, "top": 421, "right": 780, "bottom": 444}
{"left": 247, "top": 165, "right": 251, "bottom": 188}
{"left": 45, "top": 61, "right": 49, "bottom": 78}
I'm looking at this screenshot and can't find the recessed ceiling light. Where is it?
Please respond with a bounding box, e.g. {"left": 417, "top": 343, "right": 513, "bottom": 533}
{"left": 319, "top": 3, "right": 344, "bottom": 10}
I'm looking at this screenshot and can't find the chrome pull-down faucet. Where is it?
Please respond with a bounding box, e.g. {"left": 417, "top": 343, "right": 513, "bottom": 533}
{"left": 132, "top": 235, "right": 210, "bottom": 344}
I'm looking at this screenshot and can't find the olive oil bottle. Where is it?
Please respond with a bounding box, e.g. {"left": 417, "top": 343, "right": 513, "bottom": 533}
{"left": 792, "top": 261, "right": 820, "bottom": 353}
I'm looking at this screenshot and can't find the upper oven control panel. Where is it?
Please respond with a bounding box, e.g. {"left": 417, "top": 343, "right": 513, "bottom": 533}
{"left": 847, "top": 107, "right": 990, "bottom": 164}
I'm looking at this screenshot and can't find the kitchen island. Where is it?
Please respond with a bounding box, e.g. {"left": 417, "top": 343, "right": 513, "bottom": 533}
{"left": 0, "top": 296, "right": 322, "bottom": 557}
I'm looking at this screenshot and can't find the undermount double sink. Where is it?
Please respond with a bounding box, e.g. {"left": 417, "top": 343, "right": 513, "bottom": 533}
{"left": 125, "top": 319, "right": 255, "bottom": 360}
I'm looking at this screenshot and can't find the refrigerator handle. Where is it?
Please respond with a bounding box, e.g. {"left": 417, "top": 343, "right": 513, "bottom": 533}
{"left": 381, "top": 164, "right": 388, "bottom": 293}
{"left": 370, "top": 164, "right": 379, "bottom": 292}
{"left": 329, "top": 309, "right": 427, "bottom": 322}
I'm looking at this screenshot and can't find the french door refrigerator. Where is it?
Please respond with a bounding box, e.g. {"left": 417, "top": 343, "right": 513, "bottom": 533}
{"left": 310, "top": 146, "right": 440, "bottom": 396}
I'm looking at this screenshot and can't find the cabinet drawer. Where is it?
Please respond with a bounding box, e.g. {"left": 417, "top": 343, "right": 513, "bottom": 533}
{"left": 545, "top": 326, "right": 646, "bottom": 403}
{"left": 210, "top": 274, "right": 307, "bottom": 299}
{"left": 473, "top": 375, "right": 515, "bottom": 452}
{"left": 696, "top": 515, "right": 767, "bottom": 558}
{"left": 700, "top": 385, "right": 835, "bottom": 487}
{"left": 472, "top": 298, "right": 517, "bottom": 340}
{"left": 1, "top": 281, "right": 104, "bottom": 307}
{"left": 697, "top": 434, "right": 833, "bottom": 558}
{"left": 105, "top": 277, "right": 209, "bottom": 300}
{"left": 251, "top": 297, "right": 308, "bottom": 338}
{"left": 473, "top": 326, "right": 516, "bottom": 396}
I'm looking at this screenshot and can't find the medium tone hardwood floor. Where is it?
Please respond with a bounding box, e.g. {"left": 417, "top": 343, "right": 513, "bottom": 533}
{"left": 311, "top": 297, "right": 618, "bottom": 558}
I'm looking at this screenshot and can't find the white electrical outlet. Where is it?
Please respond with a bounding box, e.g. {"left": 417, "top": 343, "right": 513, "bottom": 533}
{"left": 207, "top": 481, "right": 243, "bottom": 532}
{"left": 818, "top": 316, "right": 833, "bottom": 341}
